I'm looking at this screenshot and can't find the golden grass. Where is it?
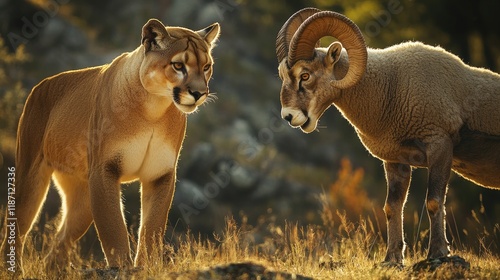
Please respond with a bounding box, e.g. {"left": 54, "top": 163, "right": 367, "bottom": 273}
{"left": 1, "top": 207, "right": 499, "bottom": 280}
{"left": 1, "top": 158, "right": 498, "bottom": 279}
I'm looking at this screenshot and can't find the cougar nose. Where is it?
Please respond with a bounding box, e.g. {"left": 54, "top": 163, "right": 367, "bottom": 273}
{"left": 284, "top": 114, "right": 293, "bottom": 123}
{"left": 188, "top": 89, "right": 204, "bottom": 101}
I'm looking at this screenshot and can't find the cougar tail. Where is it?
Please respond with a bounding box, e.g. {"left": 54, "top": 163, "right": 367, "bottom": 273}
{"left": 1, "top": 78, "right": 56, "bottom": 273}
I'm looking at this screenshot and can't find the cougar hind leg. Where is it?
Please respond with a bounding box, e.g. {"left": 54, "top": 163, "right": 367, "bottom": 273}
{"left": 1, "top": 156, "right": 53, "bottom": 274}
{"left": 44, "top": 171, "right": 93, "bottom": 271}
{"left": 1, "top": 82, "right": 57, "bottom": 274}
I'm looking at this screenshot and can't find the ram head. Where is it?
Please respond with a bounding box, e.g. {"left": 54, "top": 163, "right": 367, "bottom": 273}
{"left": 276, "top": 8, "right": 367, "bottom": 133}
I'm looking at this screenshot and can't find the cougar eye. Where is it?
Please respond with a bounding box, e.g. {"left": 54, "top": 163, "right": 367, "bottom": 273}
{"left": 172, "top": 62, "right": 184, "bottom": 71}
{"left": 203, "top": 64, "right": 211, "bottom": 72}
{"left": 300, "top": 73, "right": 310, "bottom": 81}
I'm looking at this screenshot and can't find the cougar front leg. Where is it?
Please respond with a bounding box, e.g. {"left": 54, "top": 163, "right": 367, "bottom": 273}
{"left": 134, "top": 171, "right": 175, "bottom": 267}
{"left": 88, "top": 161, "right": 133, "bottom": 268}
{"left": 425, "top": 137, "right": 453, "bottom": 259}
{"left": 382, "top": 162, "right": 411, "bottom": 264}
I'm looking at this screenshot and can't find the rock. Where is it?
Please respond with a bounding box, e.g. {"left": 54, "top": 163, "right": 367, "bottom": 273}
{"left": 171, "top": 180, "right": 213, "bottom": 224}
{"left": 38, "top": 17, "right": 87, "bottom": 51}
{"left": 309, "top": 144, "right": 340, "bottom": 166}
{"left": 165, "top": 0, "right": 205, "bottom": 26}
{"left": 228, "top": 163, "right": 258, "bottom": 190}
{"left": 412, "top": 255, "right": 470, "bottom": 272}
{"left": 250, "top": 177, "right": 280, "bottom": 200}
{"left": 196, "top": 2, "right": 228, "bottom": 26}
{"left": 180, "top": 142, "right": 216, "bottom": 179}
{"left": 170, "top": 261, "right": 314, "bottom": 280}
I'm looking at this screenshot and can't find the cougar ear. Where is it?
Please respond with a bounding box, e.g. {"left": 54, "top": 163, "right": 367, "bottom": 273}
{"left": 196, "top": 23, "right": 220, "bottom": 45}
{"left": 142, "top": 19, "right": 170, "bottom": 52}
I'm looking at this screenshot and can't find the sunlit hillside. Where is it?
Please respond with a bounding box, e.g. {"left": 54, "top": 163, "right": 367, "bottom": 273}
{"left": 0, "top": 0, "right": 499, "bottom": 279}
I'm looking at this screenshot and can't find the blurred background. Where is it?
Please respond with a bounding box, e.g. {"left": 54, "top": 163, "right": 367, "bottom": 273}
{"left": 1, "top": 0, "right": 499, "bottom": 261}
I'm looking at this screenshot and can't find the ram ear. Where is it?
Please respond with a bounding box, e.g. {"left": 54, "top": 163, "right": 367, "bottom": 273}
{"left": 196, "top": 23, "right": 220, "bottom": 45}
{"left": 142, "top": 19, "right": 171, "bottom": 52}
{"left": 326, "top": 42, "right": 343, "bottom": 66}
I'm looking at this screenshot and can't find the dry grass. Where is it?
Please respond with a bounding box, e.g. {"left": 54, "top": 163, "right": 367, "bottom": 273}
{"left": 1, "top": 160, "right": 498, "bottom": 279}
{"left": 1, "top": 203, "right": 499, "bottom": 280}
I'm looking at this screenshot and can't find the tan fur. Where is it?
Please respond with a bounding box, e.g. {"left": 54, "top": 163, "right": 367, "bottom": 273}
{"left": 1, "top": 19, "right": 220, "bottom": 273}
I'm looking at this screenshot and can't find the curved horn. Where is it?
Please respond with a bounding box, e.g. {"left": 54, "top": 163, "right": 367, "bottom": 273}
{"left": 288, "top": 11, "right": 367, "bottom": 89}
{"left": 276, "top": 7, "right": 321, "bottom": 64}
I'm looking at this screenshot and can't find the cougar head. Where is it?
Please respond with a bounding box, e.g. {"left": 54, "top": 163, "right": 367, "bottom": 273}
{"left": 140, "top": 19, "right": 220, "bottom": 113}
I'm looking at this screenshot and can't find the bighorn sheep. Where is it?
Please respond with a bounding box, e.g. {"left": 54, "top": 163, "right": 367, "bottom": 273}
{"left": 276, "top": 8, "right": 500, "bottom": 266}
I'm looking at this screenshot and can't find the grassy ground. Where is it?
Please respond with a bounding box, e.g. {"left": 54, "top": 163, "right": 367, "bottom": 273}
{"left": 2, "top": 206, "right": 499, "bottom": 280}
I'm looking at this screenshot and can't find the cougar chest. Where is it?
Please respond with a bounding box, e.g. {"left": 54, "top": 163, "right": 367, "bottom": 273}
{"left": 118, "top": 128, "right": 177, "bottom": 183}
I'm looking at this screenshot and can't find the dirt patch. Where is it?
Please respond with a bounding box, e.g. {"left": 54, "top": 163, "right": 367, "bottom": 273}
{"left": 169, "top": 262, "right": 314, "bottom": 280}
{"left": 77, "top": 262, "right": 313, "bottom": 279}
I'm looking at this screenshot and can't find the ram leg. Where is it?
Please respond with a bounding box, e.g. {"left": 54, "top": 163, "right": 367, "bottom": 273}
{"left": 425, "top": 137, "right": 452, "bottom": 259}
{"left": 382, "top": 162, "right": 411, "bottom": 265}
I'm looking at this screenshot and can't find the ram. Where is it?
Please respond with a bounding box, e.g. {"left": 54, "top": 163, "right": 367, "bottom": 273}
{"left": 276, "top": 8, "right": 500, "bottom": 267}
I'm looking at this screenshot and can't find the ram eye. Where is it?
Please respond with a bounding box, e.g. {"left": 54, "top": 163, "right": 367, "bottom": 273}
{"left": 203, "top": 64, "right": 211, "bottom": 72}
{"left": 300, "top": 73, "right": 310, "bottom": 81}
{"left": 172, "top": 62, "right": 184, "bottom": 71}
